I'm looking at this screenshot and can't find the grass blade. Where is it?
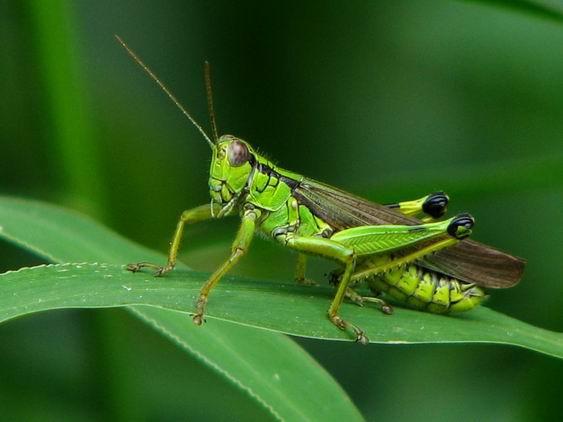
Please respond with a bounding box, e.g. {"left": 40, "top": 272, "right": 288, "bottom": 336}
{"left": 1, "top": 262, "right": 562, "bottom": 359}
{"left": 0, "top": 196, "right": 362, "bottom": 421}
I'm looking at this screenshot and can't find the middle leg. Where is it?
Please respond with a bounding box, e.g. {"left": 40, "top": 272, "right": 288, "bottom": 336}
{"left": 294, "top": 253, "right": 318, "bottom": 286}
{"left": 278, "top": 234, "right": 367, "bottom": 343}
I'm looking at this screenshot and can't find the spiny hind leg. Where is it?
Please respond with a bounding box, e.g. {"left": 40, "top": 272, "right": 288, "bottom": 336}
{"left": 339, "top": 213, "right": 474, "bottom": 294}
{"left": 351, "top": 233, "right": 469, "bottom": 286}
{"left": 330, "top": 214, "right": 474, "bottom": 319}
{"left": 386, "top": 192, "right": 449, "bottom": 221}
{"left": 331, "top": 213, "right": 474, "bottom": 261}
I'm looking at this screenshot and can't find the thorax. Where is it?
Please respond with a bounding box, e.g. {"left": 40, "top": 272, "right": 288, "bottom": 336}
{"left": 245, "top": 158, "right": 303, "bottom": 212}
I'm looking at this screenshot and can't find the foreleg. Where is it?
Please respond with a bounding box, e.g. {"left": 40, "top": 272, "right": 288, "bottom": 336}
{"left": 192, "top": 207, "right": 259, "bottom": 325}
{"left": 127, "top": 203, "right": 222, "bottom": 276}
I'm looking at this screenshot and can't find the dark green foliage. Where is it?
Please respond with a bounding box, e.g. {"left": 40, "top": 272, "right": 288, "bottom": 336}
{"left": 1, "top": 1, "right": 562, "bottom": 419}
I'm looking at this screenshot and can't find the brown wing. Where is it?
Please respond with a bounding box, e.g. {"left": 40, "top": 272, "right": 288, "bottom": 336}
{"left": 293, "top": 178, "right": 526, "bottom": 288}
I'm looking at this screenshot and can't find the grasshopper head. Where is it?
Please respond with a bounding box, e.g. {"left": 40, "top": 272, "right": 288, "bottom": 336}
{"left": 114, "top": 39, "right": 253, "bottom": 213}
{"left": 208, "top": 135, "right": 254, "bottom": 209}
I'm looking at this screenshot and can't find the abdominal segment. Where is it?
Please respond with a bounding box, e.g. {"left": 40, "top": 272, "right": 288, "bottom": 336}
{"left": 358, "top": 255, "right": 486, "bottom": 313}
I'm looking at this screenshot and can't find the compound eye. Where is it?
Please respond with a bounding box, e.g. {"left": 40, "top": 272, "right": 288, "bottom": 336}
{"left": 227, "top": 141, "right": 249, "bottom": 167}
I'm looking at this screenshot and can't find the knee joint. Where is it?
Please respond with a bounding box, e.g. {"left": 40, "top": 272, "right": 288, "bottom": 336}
{"left": 342, "top": 250, "right": 356, "bottom": 265}
{"left": 181, "top": 210, "right": 194, "bottom": 222}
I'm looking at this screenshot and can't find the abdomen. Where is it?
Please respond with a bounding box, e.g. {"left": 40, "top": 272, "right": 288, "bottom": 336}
{"left": 363, "top": 258, "right": 486, "bottom": 313}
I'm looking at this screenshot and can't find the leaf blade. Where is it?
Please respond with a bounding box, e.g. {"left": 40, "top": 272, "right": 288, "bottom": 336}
{"left": 0, "top": 196, "right": 363, "bottom": 421}
{"left": 1, "top": 262, "right": 562, "bottom": 359}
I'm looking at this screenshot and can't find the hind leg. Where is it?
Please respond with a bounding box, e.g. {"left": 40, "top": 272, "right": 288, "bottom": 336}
{"left": 294, "top": 254, "right": 318, "bottom": 286}
{"left": 385, "top": 192, "right": 449, "bottom": 221}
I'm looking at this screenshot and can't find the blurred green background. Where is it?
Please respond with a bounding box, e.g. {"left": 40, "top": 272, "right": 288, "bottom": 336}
{"left": 1, "top": 0, "right": 562, "bottom": 420}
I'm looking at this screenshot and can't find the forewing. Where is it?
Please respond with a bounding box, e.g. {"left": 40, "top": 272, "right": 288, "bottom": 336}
{"left": 293, "top": 179, "right": 420, "bottom": 230}
{"left": 294, "top": 178, "right": 525, "bottom": 288}
{"left": 421, "top": 240, "right": 526, "bottom": 288}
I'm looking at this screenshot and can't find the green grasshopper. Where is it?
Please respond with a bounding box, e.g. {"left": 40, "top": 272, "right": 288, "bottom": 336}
{"left": 117, "top": 36, "right": 526, "bottom": 343}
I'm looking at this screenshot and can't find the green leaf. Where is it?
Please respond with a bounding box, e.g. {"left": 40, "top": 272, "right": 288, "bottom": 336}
{"left": 1, "top": 262, "right": 562, "bottom": 359}
{"left": 0, "top": 197, "right": 362, "bottom": 421}
{"left": 1, "top": 198, "right": 562, "bottom": 362}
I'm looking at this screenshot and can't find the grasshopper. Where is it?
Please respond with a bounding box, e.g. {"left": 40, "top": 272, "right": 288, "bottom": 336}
{"left": 117, "top": 36, "right": 526, "bottom": 343}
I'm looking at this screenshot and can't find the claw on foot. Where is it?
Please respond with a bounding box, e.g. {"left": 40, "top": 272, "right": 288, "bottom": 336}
{"left": 193, "top": 295, "right": 208, "bottom": 326}
{"left": 330, "top": 314, "right": 347, "bottom": 331}
{"left": 126, "top": 262, "right": 172, "bottom": 277}
{"left": 381, "top": 303, "right": 394, "bottom": 315}
{"left": 361, "top": 296, "right": 394, "bottom": 315}
{"left": 354, "top": 330, "right": 369, "bottom": 345}
{"left": 126, "top": 263, "right": 142, "bottom": 272}
{"left": 330, "top": 314, "right": 369, "bottom": 344}
{"left": 192, "top": 314, "right": 205, "bottom": 325}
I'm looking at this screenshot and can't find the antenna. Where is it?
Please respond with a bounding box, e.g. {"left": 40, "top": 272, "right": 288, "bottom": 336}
{"left": 115, "top": 35, "right": 215, "bottom": 148}
{"left": 204, "top": 61, "right": 219, "bottom": 142}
